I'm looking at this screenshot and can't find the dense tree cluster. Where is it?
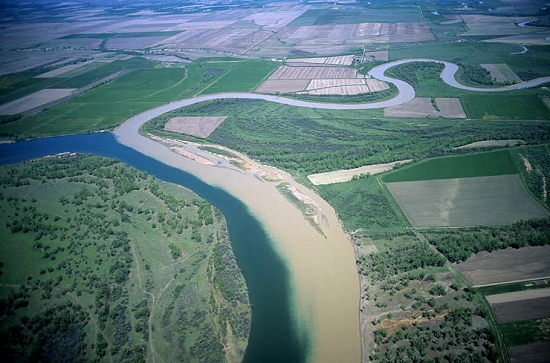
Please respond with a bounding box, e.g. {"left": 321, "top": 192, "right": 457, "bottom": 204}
{"left": 358, "top": 233, "right": 446, "bottom": 280}
{"left": 423, "top": 218, "right": 550, "bottom": 263}
{"left": 143, "top": 98, "right": 550, "bottom": 176}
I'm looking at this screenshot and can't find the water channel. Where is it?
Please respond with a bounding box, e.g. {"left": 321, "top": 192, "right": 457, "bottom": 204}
{"left": 0, "top": 133, "right": 307, "bottom": 363}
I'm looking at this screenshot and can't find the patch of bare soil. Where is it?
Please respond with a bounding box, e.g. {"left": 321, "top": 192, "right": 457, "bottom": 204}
{"left": 523, "top": 156, "right": 533, "bottom": 171}
{"left": 0, "top": 88, "right": 77, "bottom": 115}
{"left": 255, "top": 79, "right": 308, "bottom": 94}
{"left": 509, "top": 342, "right": 550, "bottom": 363}
{"left": 455, "top": 139, "right": 525, "bottom": 149}
{"left": 435, "top": 98, "right": 467, "bottom": 118}
{"left": 457, "top": 245, "right": 550, "bottom": 286}
{"left": 487, "top": 287, "right": 550, "bottom": 304}
{"left": 491, "top": 296, "right": 550, "bottom": 323}
{"left": 308, "top": 159, "right": 412, "bottom": 185}
{"left": 384, "top": 97, "right": 466, "bottom": 118}
{"left": 164, "top": 116, "right": 227, "bottom": 138}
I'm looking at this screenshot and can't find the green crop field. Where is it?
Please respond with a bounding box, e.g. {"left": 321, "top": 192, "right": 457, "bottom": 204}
{"left": 0, "top": 155, "right": 250, "bottom": 362}
{"left": 0, "top": 62, "right": 205, "bottom": 138}
{"left": 197, "top": 60, "right": 279, "bottom": 94}
{"left": 461, "top": 95, "right": 550, "bottom": 120}
{"left": 383, "top": 150, "right": 518, "bottom": 182}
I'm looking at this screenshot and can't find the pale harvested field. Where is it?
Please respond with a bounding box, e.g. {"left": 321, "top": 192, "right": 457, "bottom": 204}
{"left": 436, "top": 98, "right": 467, "bottom": 118}
{"left": 363, "top": 51, "right": 389, "bottom": 62}
{"left": 455, "top": 139, "right": 525, "bottom": 149}
{"left": 284, "top": 22, "right": 433, "bottom": 43}
{"left": 384, "top": 98, "right": 465, "bottom": 118}
{"left": 356, "top": 23, "right": 383, "bottom": 36}
{"left": 386, "top": 174, "right": 550, "bottom": 227}
{"left": 308, "top": 159, "right": 412, "bottom": 185}
{"left": 484, "top": 33, "right": 550, "bottom": 45}
{"left": 0, "top": 88, "right": 76, "bottom": 115}
{"left": 160, "top": 27, "right": 273, "bottom": 54}
{"left": 164, "top": 116, "right": 227, "bottom": 138}
{"left": 384, "top": 98, "right": 440, "bottom": 117}
{"left": 35, "top": 60, "right": 95, "bottom": 78}
{"left": 268, "top": 65, "right": 357, "bottom": 79}
{"left": 481, "top": 63, "right": 522, "bottom": 83}
{"left": 306, "top": 85, "right": 371, "bottom": 95}
{"left": 388, "top": 23, "right": 435, "bottom": 42}
{"left": 286, "top": 55, "right": 354, "bottom": 66}
{"left": 509, "top": 342, "right": 550, "bottom": 363}
{"left": 255, "top": 79, "right": 308, "bottom": 94}
{"left": 169, "top": 21, "right": 237, "bottom": 31}
{"left": 307, "top": 78, "right": 365, "bottom": 89}
{"left": 492, "top": 295, "right": 550, "bottom": 323}
{"left": 457, "top": 246, "right": 550, "bottom": 286}
{"left": 460, "top": 15, "right": 535, "bottom": 35}
{"left": 243, "top": 9, "right": 307, "bottom": 28}
{"left": 366, "top": 79, "right": 390, "bottom": 92}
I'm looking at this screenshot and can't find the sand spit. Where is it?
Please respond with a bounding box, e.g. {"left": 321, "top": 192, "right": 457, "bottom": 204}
{"left": 308, "top": 159, "right": 412, "bottom": 185}
{"left": 116, "top": 127, "right": 361, "bottom": 363}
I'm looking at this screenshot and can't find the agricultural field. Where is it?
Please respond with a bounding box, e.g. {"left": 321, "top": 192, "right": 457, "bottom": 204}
{"left": 386, "top": 174, "right": 549, "bottom": 227}
{"left": 383, "top": 150, "right": 549, "bottom": 227}
{"left": 383, "top": 150, "right": 519, "bottom": 183}
{"left": 487, "top": 289, "right": 550, "bottom": 323}
{"left": 256, "top": 56, "right": 392, "bottom": 95}
{"left": 509, "top": 342, "right": 550, "bottom": 363}
{"left": 481, "top": 64, "right": 523, "bottom": 84}
{"left": 165, "top": 116, "right": 227, "bottom": 138}
{"left": 461, "top": 95, "right": 550, "bottom": 120}
{"left": 196, "top": 59, "right": 279, "bottom": 94}
{"left": 457, "top": 246, "right": 550, "bottom": 287}
{"left": 383, "top": 97, "right": 466, "bottom": 118}
{"left": 0, "top": 155, "right": 250, "bottom": 363}
{"left": 0, "top": 89, "right": 77, "bottom": 115}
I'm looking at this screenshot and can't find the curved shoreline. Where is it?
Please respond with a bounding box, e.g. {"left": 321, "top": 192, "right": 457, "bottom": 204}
{"left": 114, "top": 58, "right": 550, "bottom": 363}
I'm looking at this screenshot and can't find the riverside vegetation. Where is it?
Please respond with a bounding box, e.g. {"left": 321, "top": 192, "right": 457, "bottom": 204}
{"left": 0, "top": 154, "right": 250, "bottom": 363}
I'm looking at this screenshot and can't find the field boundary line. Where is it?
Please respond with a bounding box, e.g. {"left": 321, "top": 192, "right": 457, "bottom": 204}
{"left": 473, "top": 276, "right": 550, "bottom": 289}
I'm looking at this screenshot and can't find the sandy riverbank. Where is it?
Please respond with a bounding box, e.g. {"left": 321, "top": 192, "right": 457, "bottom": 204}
{"left": 115, "top": 125, "right": 361, "bottom": 363}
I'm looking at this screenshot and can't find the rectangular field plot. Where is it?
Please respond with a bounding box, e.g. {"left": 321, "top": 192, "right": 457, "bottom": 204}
{"left": 509, "top": 342, "right": 550, "bottom": 363}
{"left": 164, "top": 116, "right": 227, "bottom": 138}
{"left": 0, "top": 88, "right": 76, "bottom": 115}
{"left": 255, "top": 79, "right": 308, "bottom": 94}
{"left": 492, "top": 295, "right": 550, "bottom": 323}
{"left": 386, "top": 174, "right": 550, "bottom": 227}
{"left": 457, "top": 246, "right": 550, "bottom": 286}
{"left": 268, "top": 65, "right": 357, "bottom": 79}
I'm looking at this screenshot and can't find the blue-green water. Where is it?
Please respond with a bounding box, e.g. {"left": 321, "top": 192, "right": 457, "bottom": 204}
{"left": 0, "top": 132, "right": 308, "bottom": 363}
